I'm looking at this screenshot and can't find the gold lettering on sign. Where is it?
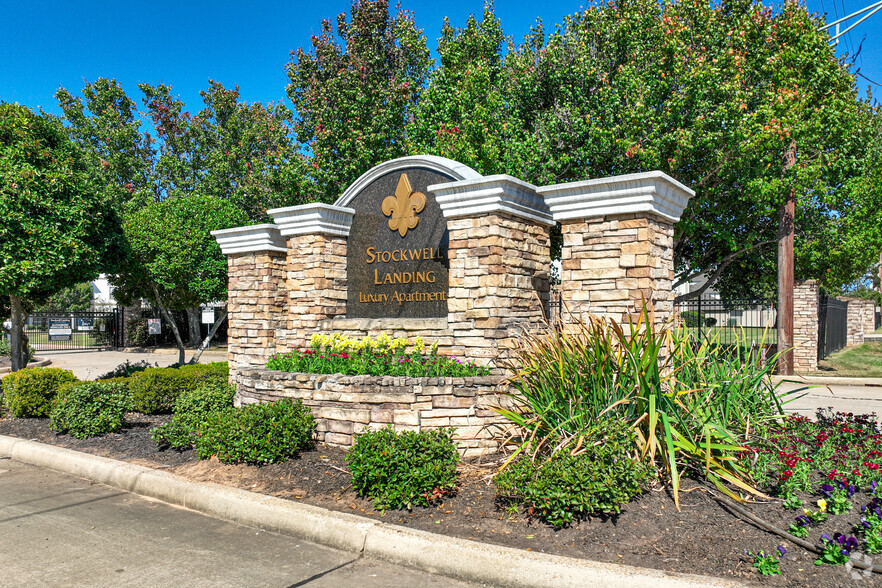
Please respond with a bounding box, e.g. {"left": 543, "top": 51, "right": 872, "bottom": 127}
{"left": 382, "top": 173, "right": 426, "bottom": 238}
{"left": 365, "top": 247, "right": 442, "bottom": 264}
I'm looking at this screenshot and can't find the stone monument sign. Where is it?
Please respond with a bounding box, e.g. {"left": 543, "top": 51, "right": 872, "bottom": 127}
{"left": 340, "top": 167, "right": 453, "bottom": 319}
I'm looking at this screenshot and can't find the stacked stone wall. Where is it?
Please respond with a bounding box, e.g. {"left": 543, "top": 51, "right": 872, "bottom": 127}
{"left": 793, "top": 280, "right": 819, "bottom": 372}
{"left": 283, "top": 234, "right": 348, "bottom": 351}
{"left": 559, "top": 214, "right": 674, "bottom": 325}
{"left": 227, "top": 252, "right": 287, "bottom": 384}
{"left": 446, "top": 213, "right": 550, "bottom": 370}
{"left": 237, "top": 368, "right": 510, "bottom": 457}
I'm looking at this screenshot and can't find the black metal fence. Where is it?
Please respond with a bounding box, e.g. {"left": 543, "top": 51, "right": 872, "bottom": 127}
{"left": 819, "top": 296, "right": 848, "bottom": 359}
{"left": 25, "top": 310, "right": 122, "bottom": 351}
{"left": 674, "top": 297, "right": 777, "bottom": 346}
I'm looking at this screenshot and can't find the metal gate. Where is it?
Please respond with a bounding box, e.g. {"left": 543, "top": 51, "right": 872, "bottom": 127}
{"left": 25, "top": 310, "right": 122, "bottom": 351}
{"left": 818, "top": 297, "right": 848, "bottom": 360}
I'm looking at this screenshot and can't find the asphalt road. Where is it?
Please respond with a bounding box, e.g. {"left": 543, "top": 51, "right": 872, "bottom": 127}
{"left": 0, "top": 459, "right": 478, "bottom": 588}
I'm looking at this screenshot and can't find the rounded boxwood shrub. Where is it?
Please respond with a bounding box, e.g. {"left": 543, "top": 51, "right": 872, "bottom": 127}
{"left": 1, "top": 367, "right": 77, "bottom": 418}
{"left": 151, "top": 380, "right": 235, "bottom": 450}
{"left": 128, "top": 368, "right": 194, "bottom": 414}
{"left": 494, "top": 420, "right": 649, "bottom": 528}
{"left": 346, "top": 427, "right": 460, "bottom": 511}
{"left": 194, "top": 398, "right": 314, "bottom": 464}
{"left": 49, "top": 382, "right": 131, "bottom": 439}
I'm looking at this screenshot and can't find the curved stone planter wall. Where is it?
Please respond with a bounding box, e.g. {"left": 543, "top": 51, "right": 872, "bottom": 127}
{"left": 236, "top": 368, "right": 511, "bottom": 457}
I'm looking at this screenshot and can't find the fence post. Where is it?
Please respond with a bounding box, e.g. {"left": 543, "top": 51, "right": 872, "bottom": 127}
{"left": 698, "top": 296, "right": 703, "bottom": 341}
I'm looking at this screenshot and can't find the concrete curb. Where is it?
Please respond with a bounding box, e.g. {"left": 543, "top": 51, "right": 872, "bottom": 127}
{"left": 0, "top": 357, "right": 51, "bottom": 374}
{"left": 0, "top": 435, "right": 740, "bottom": 588}
{"left": 772, "top": 375, "right": 882, "bottom": 387}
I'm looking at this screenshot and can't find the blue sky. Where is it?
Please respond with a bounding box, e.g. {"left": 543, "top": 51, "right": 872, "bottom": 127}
{"left": 1, "top": 0, "right": 879, "bottom": 118}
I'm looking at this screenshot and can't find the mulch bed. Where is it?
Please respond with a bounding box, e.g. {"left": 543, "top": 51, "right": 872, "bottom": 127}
{"left": 0, "top": 414, "right": 873, "bottom": 587}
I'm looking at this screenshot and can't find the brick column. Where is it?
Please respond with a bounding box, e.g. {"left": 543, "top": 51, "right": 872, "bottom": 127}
{"left": 269, "top": 203, "right": 354, "bottom": 350}
{"left": 212, "top": 225, "right": 288, "bottom": 385}
{"left": 431, "top": 176, "right": 553, "bottom": 369}
{"left": 793, "top": 280, "right": 819, "bottom": 371}
{"left": 538, "top": 171, "right": 693, "bottom": 326}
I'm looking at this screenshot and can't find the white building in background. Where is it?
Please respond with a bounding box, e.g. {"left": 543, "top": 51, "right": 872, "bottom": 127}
{"left": 90, "top": 275, "right": 118, "bottom": 310}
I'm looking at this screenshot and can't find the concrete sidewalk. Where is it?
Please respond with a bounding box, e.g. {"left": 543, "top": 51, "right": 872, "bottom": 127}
{"left": 0, "top": 458, "right": 478, "bottom": 588}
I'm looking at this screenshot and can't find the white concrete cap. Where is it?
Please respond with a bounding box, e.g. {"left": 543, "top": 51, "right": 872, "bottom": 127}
{"left": 537, "top": 171, "right": 694, "bottom": 223}
{"left": 334, "top": 155, "right": 482, "bottom": 208}
{"left": 429, "top": 175, "right": 554, "bottom": 226}
{"left": 210, "top": 224, "right": 287, "bottom": 255}
{"left": 267, "top": 203, "right": 356, "bottom": 238}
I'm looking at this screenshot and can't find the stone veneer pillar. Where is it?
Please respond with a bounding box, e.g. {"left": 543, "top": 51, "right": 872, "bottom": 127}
{"left": 268, "top": 204, "right": 355, "bottom": 351}
{"left": 211, "top": 224, "right": 288, "bottom": 385}
{"left": 431, "top": 176, "right": 554, "bottom": 368}
{"left": 839, "top": 296, "right": 876, "bottom": 347}
{"left": 793, "top": 280, "right": 819, "bottom": 372}
{"left": 537, "top": 172, "right": 693, "bottom": 326}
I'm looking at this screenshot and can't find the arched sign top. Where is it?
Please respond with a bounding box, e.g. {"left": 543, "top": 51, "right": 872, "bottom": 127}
{"left": 334, "top": 155, "right": 482, "bottom": 208}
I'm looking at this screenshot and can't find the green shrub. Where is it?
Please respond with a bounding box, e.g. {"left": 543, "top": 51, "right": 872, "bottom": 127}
{"left": 128, "top": 368, "right": 193, "bottom": 414}
{"left": 96, "top": 376, "right": 131, "bottom": 392}
{"left": 177, "top": 362, "right": 229, "bottom": 382}
{"left": 194, "top": 399, "right": 314, "bottom": 464}
{"left": 49, "top": 382, "right": 131, "bottom": 438}
{"left": 127, "top": 363, "right": 229, "bottom": 415}
{"left": 0, "top": 338, "right": 35, "bottom": 362}
{"left": 1, "top": 367, "right": 77, "bottom": 417}
{"left": 97, "top": 359, "right": 155, "bottom": 379}
{"left": 151, "top": 380, "right": 235, "bottom": 450}
{"left": 495, "top": 421, "right": 649, "bottom": 528}
{"left": 126, "top": 317, "right": 150, "bottom": 347}
{"left": 680, "top": 310, "right": 701, "bottom": 328}
{"left": 346, "top": 427, "right": 460, "bottom": 510}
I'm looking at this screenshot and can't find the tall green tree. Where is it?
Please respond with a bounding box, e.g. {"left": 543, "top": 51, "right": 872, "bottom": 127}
{"left": 121, "top": 194, "right": 248, "bottom": 364}
{"left": 286, "top": 0, "right": 432, "bottom": 200}
{"left": 55, "top": 78, "right": 156, "bottom": 214}
{"left": 410, "top": 0, "right": 878, "bottom": 299}
{"left": 0, "top": 103, "right": 121, "bottom": 370}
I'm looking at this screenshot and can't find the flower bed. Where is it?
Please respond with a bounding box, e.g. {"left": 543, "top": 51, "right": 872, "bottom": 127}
{"left": 267, "top": 333, "right": 490, "bottom": 378}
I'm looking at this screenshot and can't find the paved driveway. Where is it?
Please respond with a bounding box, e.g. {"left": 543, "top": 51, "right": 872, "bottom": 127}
{"left": 35, "top": 349, "right": 229, "bottom": 380}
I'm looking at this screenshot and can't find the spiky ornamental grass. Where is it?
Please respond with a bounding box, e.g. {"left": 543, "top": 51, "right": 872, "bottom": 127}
{"left": 496, "top": 306, "right": 793, "bottom": 508}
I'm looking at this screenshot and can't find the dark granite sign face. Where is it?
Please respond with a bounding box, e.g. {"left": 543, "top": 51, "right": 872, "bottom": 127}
{"left": 345, "top": 167, "right": 453, "bottom": 318}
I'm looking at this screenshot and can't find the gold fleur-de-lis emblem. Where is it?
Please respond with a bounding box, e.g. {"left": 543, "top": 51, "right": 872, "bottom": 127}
{"left": 382, "top": 173, "right": 426, "bottom": 238}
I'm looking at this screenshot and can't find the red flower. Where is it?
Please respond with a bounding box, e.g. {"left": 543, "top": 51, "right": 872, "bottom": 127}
{"left": 783, "top": 470, "right": 793, "bottom": 478}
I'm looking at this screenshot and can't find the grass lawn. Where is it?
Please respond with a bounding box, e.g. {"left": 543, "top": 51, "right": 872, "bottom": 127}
{"left": 684, "top": 326, "right": 777, "bottom": 345}
{"left": 817, "top": 342, "right": 882, "bottom": 377}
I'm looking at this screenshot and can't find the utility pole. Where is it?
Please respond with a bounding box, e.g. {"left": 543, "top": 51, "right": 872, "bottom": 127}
{"left": 777, "top": 140, "right": 797, "bottom": 375}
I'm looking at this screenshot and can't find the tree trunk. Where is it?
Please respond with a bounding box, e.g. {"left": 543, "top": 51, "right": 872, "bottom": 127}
{"left": 186, "top": 307, "right": 202, "bottom": 347}
{"left": 151, "top": 286, "right": 186, "bottom": 365}
{"left": 189, "top": 309, "right": 227, "bottom": 365}
{"left": 9, "top": 295, "right": 26, "bottom": 372}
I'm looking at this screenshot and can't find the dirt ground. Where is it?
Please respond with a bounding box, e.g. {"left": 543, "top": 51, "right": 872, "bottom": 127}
{"left": 2, "top": 415, "right": 879, "bottom": 587}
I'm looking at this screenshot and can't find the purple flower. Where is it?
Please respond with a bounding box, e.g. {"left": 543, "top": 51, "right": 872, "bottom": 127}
{"left": 777, "top": 545, "right": 786, "bottom": 557}
{"left": 820, "top": 483, "right": 834, "bottom": 498}
{"left": 872, "top": 480, "right": 879, "bottom": 495}
{"left": 795, "top": 515, "right": 811, "bottom": 526}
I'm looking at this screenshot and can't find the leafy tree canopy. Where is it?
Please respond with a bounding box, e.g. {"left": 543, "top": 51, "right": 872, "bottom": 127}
{"left": 286, "top": 0, "right": 432, "bottom": 200}
{"left": 0, "top": 103, "right": 121, "bottom": 368}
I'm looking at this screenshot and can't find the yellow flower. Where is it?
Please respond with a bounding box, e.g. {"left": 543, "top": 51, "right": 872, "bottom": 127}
{"left": 817, "top": 499, "right": 827, "bottom": 512}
